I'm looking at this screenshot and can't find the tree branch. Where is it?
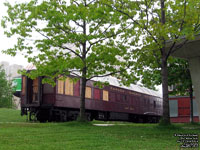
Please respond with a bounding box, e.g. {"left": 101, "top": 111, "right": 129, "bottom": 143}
{"left": 170, "top": 39, "right": 188, "bottom": 55}
{"left": 72, "top": 20, "right": 84, "bottom": 28}
{"left": 194, "top": 14, "right": 200, "bottom": 32}
{"left": 152, "top": 49, "right": 161, "bottom": 67}
{"left": 166, "top": 35, "right": 179, "bottom": 59}
{"left": 59, "top": 45, "right": 82, "bottom": 59}
{"left": 32, "top": 26, "right": 51, "bottom": 40}
{"left": 144, "top": 0, "right": 149, "bottom": 26}
{"left": 54, "top": 23, "right": 77, "bottom": 35}
{"left": 103, "top": 2, "right": 160, "bottom": 46}
{"left": 85, "top": 0, "right": 96, "bottom": 6}
{"left": 72, "top": 0, "right": 80, "bottom": 6}
{"left": 87, "top": 70, "right": 123, "bottom": 81}
{"left": 86, "top": 31, "right": 120, "bottom": 54}
{"left": 179, "top": 0, "right": 187, "bottom": 32}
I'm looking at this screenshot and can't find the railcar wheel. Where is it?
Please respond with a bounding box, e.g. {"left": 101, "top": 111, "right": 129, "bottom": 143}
{"left": 36, "top": 110, "right": 49, "bottom": 123}
{"left": 29, "top": 112, "right": 37, "bottom": 122}
{"left": 86, "top": 113, "right": 93, "bottom": 121}
{"left": 60, "top": 111, "right": 68, "bottom": 122}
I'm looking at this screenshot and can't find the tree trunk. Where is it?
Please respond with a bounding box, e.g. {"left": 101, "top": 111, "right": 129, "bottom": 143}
{"left": 79, "top": 18, "right": 87, "bottom": 122}
{"left": 160, "top": 0, "right": 170, "bottom": 125}
{"left": 161, "top": 55, "right": 170, "bottom": 125}
{"left": 189, "top": 83, "right": 194, "bottom": 123}
{"left": 79, "top": 71, "right": 87, "bottom": 121}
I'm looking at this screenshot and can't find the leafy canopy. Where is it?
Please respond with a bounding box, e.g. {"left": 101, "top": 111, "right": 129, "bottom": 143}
{"left": 108, "top": 0, "right": 200, "bottom": 89}
{"left": 1, "top": 0, "right": 130, "bottom": 85}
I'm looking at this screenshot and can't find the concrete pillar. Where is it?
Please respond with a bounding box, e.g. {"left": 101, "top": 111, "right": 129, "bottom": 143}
{"left": 189, "top": 57, "right": 200, "bottom": 119}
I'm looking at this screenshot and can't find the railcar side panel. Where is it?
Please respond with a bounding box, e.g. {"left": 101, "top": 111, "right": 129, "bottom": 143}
{"left": 74, "top": 81, "right": 80, "bottom": 97}
{"left": 42, "top": 83, "right": 56, "bottom": 105}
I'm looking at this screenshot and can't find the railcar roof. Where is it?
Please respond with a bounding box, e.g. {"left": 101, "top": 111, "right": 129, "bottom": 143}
{"left": 93, "top": 76, "right": 162, "bottom": 98}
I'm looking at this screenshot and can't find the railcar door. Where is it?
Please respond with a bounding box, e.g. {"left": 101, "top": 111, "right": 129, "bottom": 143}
{"left": 32, "top": 78, "right": 38, "bottom": 102}
{"left": 26, "top": 77, "right": 42, "bottom": 105}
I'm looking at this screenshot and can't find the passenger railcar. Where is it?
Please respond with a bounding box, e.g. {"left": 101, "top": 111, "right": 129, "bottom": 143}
{"left": 21, "top": 75, "right": 163, "bottom": 123}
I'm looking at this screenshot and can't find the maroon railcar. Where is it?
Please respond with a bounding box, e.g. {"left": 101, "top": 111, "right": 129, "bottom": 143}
{"left": 169, "top": 96, "right": 199, "bottom": 123}
{"left": 21, "top": 76, "right": 163, "bottom": 122}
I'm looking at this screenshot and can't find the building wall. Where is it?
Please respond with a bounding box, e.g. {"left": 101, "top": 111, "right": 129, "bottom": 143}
{"left": 169, "top": 96, "right": 199, "bottom": 123}
{"left": 0, "top": 61, "right": 23, "bottom": 79}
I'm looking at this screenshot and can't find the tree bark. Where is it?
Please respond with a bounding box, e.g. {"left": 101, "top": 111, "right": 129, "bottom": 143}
{"left": 160, "top": 0, "right": 170, "bottom": 125}
{"left": 79, "top": 72, "right": 87, "bottom": 121}
{"left": 189, "top": 83, "right": 194, "bottom": 123}
{"left": 79, "top": 18, "right": 87, "bottom": 121}
{"left": 161, "top": 54, "right": 170, "bottom": 124}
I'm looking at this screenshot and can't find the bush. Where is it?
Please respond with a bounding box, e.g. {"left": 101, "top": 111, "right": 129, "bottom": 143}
{"left": 0, "top": 65, "right": 14, "bottom": 108}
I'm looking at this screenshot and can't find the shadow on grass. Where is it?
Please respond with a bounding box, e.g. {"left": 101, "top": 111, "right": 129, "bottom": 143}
{"left": 60, "top": 120, "right": 92, "bottom": 127}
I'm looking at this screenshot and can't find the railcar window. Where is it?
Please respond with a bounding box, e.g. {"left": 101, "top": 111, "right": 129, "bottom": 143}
{"left": 86, "top": 87, "right": 92, "bottom": 98}
{"left": 126, "top": 95, "right": 130, "bottom": 103}
{"left": 57, "top": 80, "right": 64, "bottom": 94}
{"left": 147, "top": 99, "right": 149, "bottom": 105}
{"left": 109, "top": 92, "right": 116, "bottom": 101}
{"left": 116, "top": 93, "right": 120, "bottom": 102}
{"left": 22, "top": 76, "right": 26, "bottom": 95}
{"left": 144, "top": 99, "right": 146, "bottom": 106}
{"left": 65, "top": 77, "right": 74, "bottom": 96}
{"left": 122, "top": 95, "right": 127, "bottom": 103}
{"left": 134, "top": 97, "right": 138, "bottom": 105}
{"left": 154, "top": 101, "right": 156, "bottom": 108}
{"left": 136, "top": 97, "right": 140, "bottom": 105}
{"left": 74, "top": 80, "right": 80, "bottom": 96}
{"left": 103, "top": 90, "right": 109, "bottom": 101}
{"left": 94, "top": 88, "right": 100, "bottom": 100}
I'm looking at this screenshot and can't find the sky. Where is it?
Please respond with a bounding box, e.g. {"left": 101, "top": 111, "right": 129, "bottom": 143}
{"left": 0, "top": 0, "right": 29, "bottom": 66}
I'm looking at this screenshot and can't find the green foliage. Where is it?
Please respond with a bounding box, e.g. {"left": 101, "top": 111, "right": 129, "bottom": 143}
{"left": 1, "top": 0, "right": 130, "bottom": 85}
{"left": 108, "top": 0, "right": 200, "bottom": 88}
{"left": 167, "top": 58, "right": 192, "bottom": 96}
{"left": 0, "top": 66, "right": 14, "bottom": 108}
{"left": 131, "top": 47, "right": 162, "bottom": 90}
{"left": 132, "top": 48, "right": 192, "bottom": 96}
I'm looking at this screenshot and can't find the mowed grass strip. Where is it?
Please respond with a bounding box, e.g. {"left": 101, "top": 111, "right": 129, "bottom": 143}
{"left": 0, "top": 108, "right": 26, "bottom": 122}
{"left": 0, "top": 108, "right": 199, "bottom": 150}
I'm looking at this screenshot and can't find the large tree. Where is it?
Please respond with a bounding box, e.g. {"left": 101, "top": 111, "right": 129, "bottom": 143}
{"left": 0, "top": 66, "right": 13, "bottom": 108}
{"left": 107, "top": 0, "right": 200, "bottom": 124}
{"left": 1, "top": 0, "right": 129, "bottom": 121}
{"left": 168, "top": 59, "right": 194, "bottom": 123}
{"left": 132, "top": 50, "right": 194, "bottom": 122}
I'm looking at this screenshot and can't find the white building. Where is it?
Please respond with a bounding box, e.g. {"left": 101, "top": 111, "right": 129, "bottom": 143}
{"left": 0, "top": 61, "right": 23, "bottom": 79}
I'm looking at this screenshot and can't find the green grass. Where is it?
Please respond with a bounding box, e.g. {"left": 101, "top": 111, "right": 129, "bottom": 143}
{"left": 0, "top": 108, "right": 26, "bottom": 122}
{"left": 0, "top": 108, "right": 199, "bottom": 150}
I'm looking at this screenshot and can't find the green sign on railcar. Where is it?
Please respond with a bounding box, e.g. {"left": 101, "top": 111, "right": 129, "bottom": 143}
{"left": 13, "top": 78, "right": 22, "bottom": 91}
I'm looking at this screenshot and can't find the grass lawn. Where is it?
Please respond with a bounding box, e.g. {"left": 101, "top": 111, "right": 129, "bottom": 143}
{"left": 0, "top": 108, "right": 199, "bottom": 150}
{"left": 0, "top": 108, "right": 27, "bottom": 122}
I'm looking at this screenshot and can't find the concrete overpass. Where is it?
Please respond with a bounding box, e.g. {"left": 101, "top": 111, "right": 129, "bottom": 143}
{"left": 170, "top": 35, "right": 200, "bottom": 120}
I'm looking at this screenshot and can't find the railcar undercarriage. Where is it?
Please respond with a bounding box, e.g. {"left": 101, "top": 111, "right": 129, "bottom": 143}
{"left": 21, "top": 106, "right": 160, "bottom": 123}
